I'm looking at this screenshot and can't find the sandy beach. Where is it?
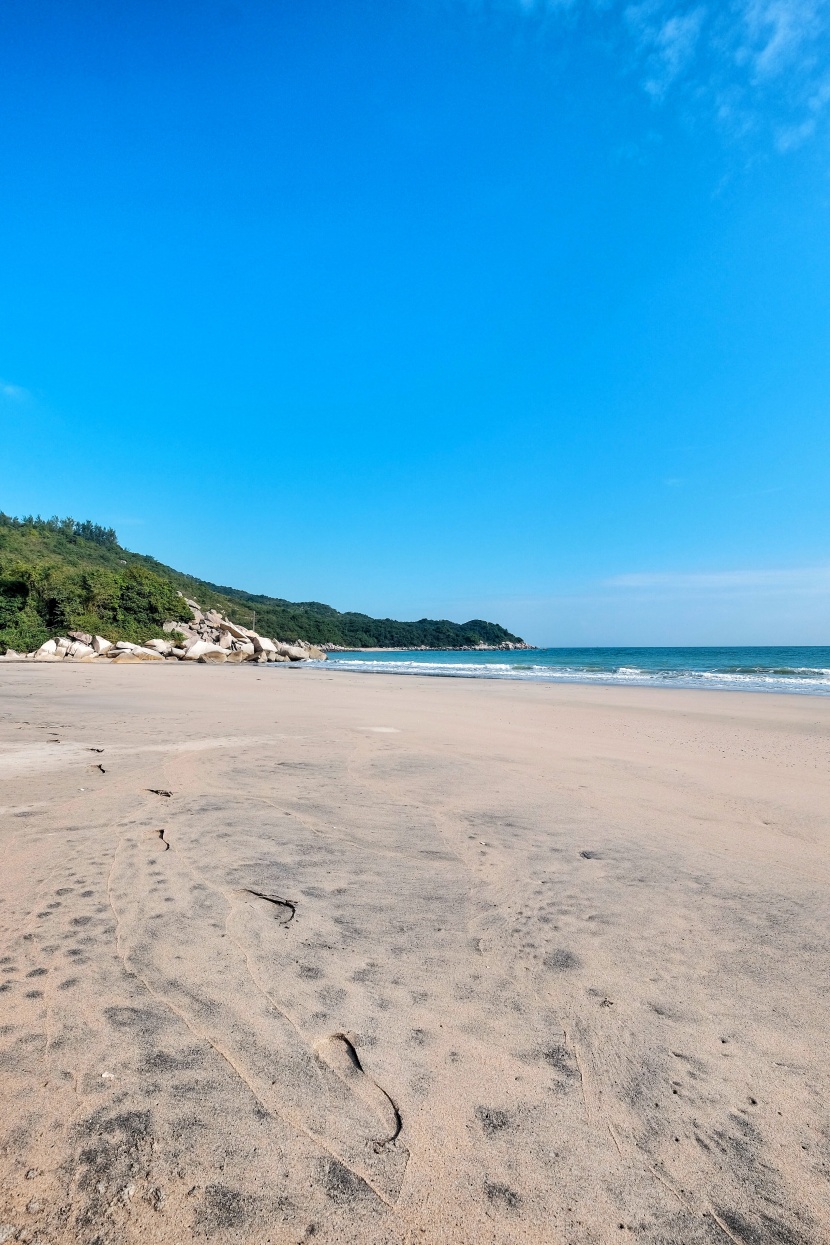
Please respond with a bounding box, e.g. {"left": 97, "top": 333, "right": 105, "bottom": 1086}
{"left": 0, "top": 662, "right": 828, "bottom": 1244}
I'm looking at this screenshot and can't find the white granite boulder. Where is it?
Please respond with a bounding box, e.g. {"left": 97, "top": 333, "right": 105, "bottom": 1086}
{"left": 144, "top": 639, "right": 173, "bottom": 655}
{"left": 219, "top": 619, "right": 250, "bottom": 640}
{"left": 108, "top": 645, "right": 160, "bottom": 661}
{"left": 68, "top": 641, "right": 95, "bottom": 658}
{"left": 250, "top": 633, "right": 276, "bottom": 654}
{"left": 92, "top": 636, "right": 113, "bottom": 654}
{"left": 162, "top": 620, "right": 191, "bottom": 634}
{"left": 106, "top": 643, "right": 162, "bottom": 660}
{"left": 183, "top": 640, "right": 224, "bottom": 661}
{"left": 275, "top": 643, "right": 308, "bottom": 661}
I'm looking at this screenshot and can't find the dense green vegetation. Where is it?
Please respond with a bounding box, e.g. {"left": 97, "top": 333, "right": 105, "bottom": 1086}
{"left": 0, "top": 515, "right": 190, "bottom": 652}
{"left": 0, "top": 513, "right": 525, "bottom": 652}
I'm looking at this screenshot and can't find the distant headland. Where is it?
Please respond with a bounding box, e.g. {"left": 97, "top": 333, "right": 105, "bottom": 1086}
{"left": 0, "top": 513, "right": 528, "bottom": 658}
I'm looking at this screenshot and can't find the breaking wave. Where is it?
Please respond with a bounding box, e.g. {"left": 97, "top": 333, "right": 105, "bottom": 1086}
{"left": 310, "top": 648, "right": 830, "bottom": 696}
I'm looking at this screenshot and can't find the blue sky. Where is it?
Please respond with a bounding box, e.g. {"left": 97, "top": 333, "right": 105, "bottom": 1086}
{"left": 1, "top": 0, "right": 829, "bottom": 644}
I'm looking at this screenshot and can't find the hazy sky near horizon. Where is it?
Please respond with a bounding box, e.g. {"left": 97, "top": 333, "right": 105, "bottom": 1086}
{"left": 1, "top": 0, "right": 829, "bottom": 645}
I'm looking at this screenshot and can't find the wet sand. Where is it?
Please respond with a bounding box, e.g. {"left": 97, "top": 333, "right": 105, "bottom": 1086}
{"left": 0, "top": 662, "right": 828, "bottom": 1244}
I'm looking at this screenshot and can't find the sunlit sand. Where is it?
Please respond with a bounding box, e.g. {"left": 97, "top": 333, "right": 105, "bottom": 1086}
{"left": 1, "top": 663, "right": 827, "bottom": 1243}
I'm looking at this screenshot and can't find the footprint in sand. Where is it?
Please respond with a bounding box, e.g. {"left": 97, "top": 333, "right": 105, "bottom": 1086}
{"left": 234, "top": 888, "right": 296, "bottom": 925}
{"left": 109, "top": 833, "right": 408, "bottom": 1204}
{"left": 314, "top": 1033, "right": 401, "bottom": 1148}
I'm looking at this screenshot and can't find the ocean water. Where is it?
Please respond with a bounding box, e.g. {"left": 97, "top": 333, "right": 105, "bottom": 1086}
{"left": 315, "top": 647, "right": 830, "bottom": 696}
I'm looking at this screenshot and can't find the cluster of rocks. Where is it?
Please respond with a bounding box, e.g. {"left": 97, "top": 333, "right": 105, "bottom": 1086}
{"left": 319, "top": 641, "right": 531, "bottom": 653}
{"left": 159, "top": 598, "right": 326, "bottom": 663}
{"left": 464, "top": 641, "right": 530, "bottom": 651}
{"left": 3, "top": 598, "right": 327, "bottom": 666}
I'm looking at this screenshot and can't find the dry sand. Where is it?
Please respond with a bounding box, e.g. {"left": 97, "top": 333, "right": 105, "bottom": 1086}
{"left": 0, "top": 663, "right": 828, "bottom": 1244}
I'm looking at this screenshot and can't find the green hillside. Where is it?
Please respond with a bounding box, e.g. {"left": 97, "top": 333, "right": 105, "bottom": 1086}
{"left": 0, "top": 513, "right": 525, "bottom": 653}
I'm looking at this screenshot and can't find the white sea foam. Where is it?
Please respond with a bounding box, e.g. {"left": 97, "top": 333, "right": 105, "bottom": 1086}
{"left": 313, "top": 657, "right": 830, "bottom": 696}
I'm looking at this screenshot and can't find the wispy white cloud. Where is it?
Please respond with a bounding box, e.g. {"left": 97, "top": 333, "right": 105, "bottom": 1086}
{"left": 626, "top": 3, "right": 706, "bottom": 99}
{"left": 606, "top": 566, "right": 830, "bottom": 592}
{"left": 454, "top": 0, "right": 830, "bottom": 148}
{"left": 0, "top": 379, "right": 30, "bottom": 402}
{"left": 738, "top": 0, "right": 823, "bottom": 80}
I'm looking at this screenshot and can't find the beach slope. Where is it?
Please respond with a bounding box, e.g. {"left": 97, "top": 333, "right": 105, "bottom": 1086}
{"left": 0, "top": 664, "right": 828, "bottom": 1243}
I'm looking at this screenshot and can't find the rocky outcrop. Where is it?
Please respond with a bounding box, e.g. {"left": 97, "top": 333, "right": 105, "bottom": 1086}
{"left": 8, "top": 599, "right": 328, "bottom": 667}
{"left": 165, "top": 601, "right": 326, "bottom": 664}
{"left": 319, "top": 641, "right": 532, "bottom": 653}
{"left": 468, "top": 641, "right": 530, "bottom": 651}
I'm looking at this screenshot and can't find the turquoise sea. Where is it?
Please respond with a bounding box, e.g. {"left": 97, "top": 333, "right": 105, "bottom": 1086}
{"left": 315, "top": 647, "right": 830, "bottom": 696}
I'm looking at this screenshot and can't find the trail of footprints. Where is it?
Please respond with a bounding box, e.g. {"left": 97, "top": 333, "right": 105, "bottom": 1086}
{"left": 110, "top": 795, "right": 407, "bottom": 1206}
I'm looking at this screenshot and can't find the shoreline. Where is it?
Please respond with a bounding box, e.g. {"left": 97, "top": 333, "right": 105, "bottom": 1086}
{"left": 320, "top": 668, "right": 830, "bottom": 696}
{"left": 316, "top": 656, "right": 830, "bottom": 698}
{"left": 6, "top": 652, "right": 830, "bottom": 696}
